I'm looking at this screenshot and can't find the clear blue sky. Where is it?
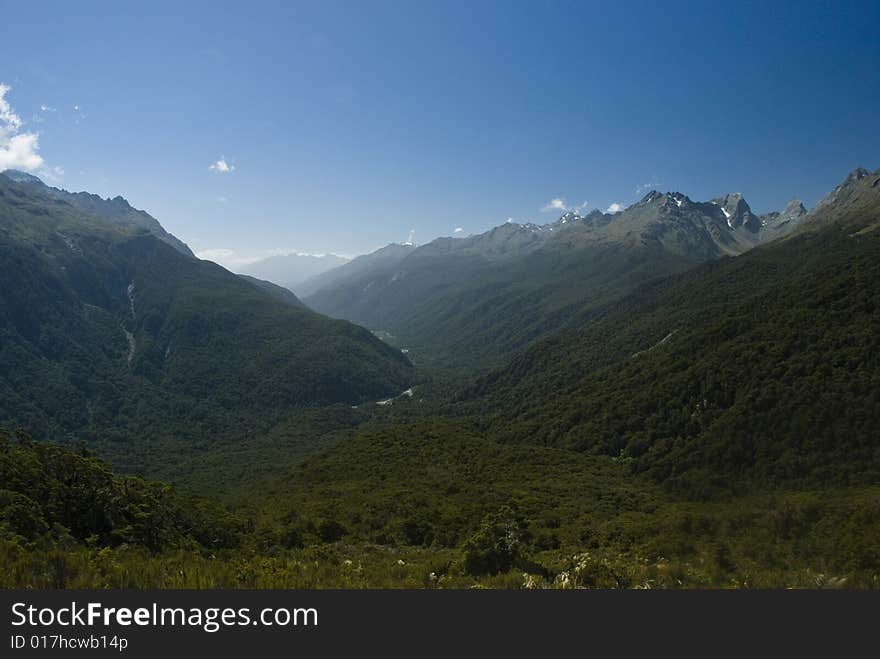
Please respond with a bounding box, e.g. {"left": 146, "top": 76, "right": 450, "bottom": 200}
{"left": 1, "top": 0, "right": 878, "bottom": 266}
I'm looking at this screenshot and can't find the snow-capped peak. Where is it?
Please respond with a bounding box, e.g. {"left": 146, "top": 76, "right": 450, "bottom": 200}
{"left": 664, "top": 192, "right": 690, "bottom": 208}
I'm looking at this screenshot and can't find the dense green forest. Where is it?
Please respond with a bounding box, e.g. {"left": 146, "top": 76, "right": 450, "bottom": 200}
{"left": 3, "top": 427, "right": 878, "bottom": 588}
{"left": 0, "top": 173, "right": 412, "bottom": 473}
{"left": 474, "top": 221, "right": 880, "bottom": 496}
{"left": 1, "top": 168, "right": 879, "bottom": 588}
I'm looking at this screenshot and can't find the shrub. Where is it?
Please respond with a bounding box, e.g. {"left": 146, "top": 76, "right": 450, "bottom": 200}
{"left": 462, "top": 507, "right": 525, "bottom": 576}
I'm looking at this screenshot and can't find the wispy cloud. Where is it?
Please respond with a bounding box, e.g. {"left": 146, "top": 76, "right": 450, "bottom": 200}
{"left": 0, "top": 83, "right": 44, "bottom": 171}
{"left": 196, "top": 248, "right": 252, "bottom": 268}
{"left": 541, "top": 198, "right": 589, "bottom": 213}
{"left": 634, "top": 180, "right": 662, "bottom": 197}
{"left": 209, "top": 156, "right": 235, "bottom": 173}
{"left": 32, "top": 103, "right": 57, "bottom": 124}
{"left": 606, "top": 203, "right": 623, "bottom": 213}
{"left": 38, "top": 165, "right": 65, "bottom": 183}
{"left": 262, "top": 248, "right": 351, "bottom": 259}
{"left": 453, "top": 227, "right": 463, "bottom": 234}
{"left": 196, "top": 247, "right": 352, "bottom": 270}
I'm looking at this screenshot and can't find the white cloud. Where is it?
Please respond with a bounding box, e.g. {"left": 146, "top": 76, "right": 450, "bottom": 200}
{"left": 453, "top": 227, "right": 463, "bottom": 234}
{"left": 209, "top": 156, "right": 235, "bottom": 173}
{"left": 506, "top": 217, "right": 513, "bottom": 223}
{"left": 263, "top": 249, "right": 351, "bottom": 259}
{"left": 0, "top": 84, "right": 44, "bottom": 171}
{"left": 40, "top": 104, "right": 56, "bottom": 112}
{"left": 541, "top": 197, "right": 567, "bottom": 213}
{"left": 196, "top": 248, "right": 251, "bottom": 268}
{"left": 0, "top": 134, "right": 44, "bottom": 171}
{"left": 0, "top": 86, "right": 23, "bottom": 134}
{"left": 196, "top": 247, "right": 352, "bottom": 270}
{"left": 606, "top": 203, "right": 623, "bottom": 213}
{"left": 197, "top": 248, "right": 234, "bottom": 260}
{"left": 541, "top": 198, "right": 589, "bottom": 213}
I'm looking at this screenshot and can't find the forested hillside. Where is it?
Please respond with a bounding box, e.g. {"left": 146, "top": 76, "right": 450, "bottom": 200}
{"left": 2, "top": 168, "right": 878, "bottom": 589}
{"left": 468, "top": 168, "right": 880, "bottom": 495}
{"left": 0, "top": 172, "right": 412, "bottom": 473}
{"left": 303, "top": 190, "right": 808, "bottom": 372}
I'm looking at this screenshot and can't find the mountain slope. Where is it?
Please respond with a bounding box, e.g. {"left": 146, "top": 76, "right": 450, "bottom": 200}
{"left": 799, "top": 167, "right": 880, "bottom": 232}
{"left": 237, "top": 274, "right": 305, "bottom": 306}
{"left": 0, "top": 172, "right": 412, "bottom": 472}
{"left": 468, "top": 168, "right": 880, "bottom": 495}
{"left": 0, "top": 429, "right": 242, "bottom": 554}
{"left": 295, "top": 242, "right": 415, "bottom": 298}
{"left": 1, "top": 169, "right": 194, "bottom": 257}
{"left": 304, "top": 191, "right": 793, "bottom": 371}
{"left": 760, "top": 199, "right": 808, "bottom": 239}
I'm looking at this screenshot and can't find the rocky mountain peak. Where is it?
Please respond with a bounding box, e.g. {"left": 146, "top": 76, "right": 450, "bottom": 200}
{"left": 1, "top": 169, "right": 44, "bottom": 185}
{"left": 662, "top": 192, "right": 691, "bottom": 209}
{"left": 557, "top": 210, "right": 583, "bottom": 224}
{"left": 845, "top": 167, "right": 871, "bottom": 184}
{"left": 711, "top": 193, "right": 760, "bottom": 231}
{"left": 811, "top": 167, "right": 875, "bottom": 216}
{"left": 780, "top": 199, "right": 807, "bottom": 221}
{"left": 639, "top": 190, "right": 663, "bottom": 204}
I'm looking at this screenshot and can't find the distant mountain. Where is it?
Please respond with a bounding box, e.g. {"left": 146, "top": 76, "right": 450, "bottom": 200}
{"left": 0, "top": 171, "right": 412, "bottom": 473}
{"left": 1, "top": 169, "right": 194, "bottom": 257}
{"left": 595, "top": 190, "right": 764, "bottom": 257}
{"left": 303, "top": 189, "right": 806, "bottom": 371}
{"left": 760, "top": 199, "right": 808, "bottom": 239}
{"left": 294, "top": 243, "right": 415, "bottom": 298}
{"left": 239, "top": 252, "right": 350, "bottom": 292}
{"left": 467, "top": 166, "right": 880, "bottom": 494}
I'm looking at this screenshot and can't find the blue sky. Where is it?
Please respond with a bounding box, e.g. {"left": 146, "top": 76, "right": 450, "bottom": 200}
{"left": 1, "top": 0, "right": 878, "bottom": 266}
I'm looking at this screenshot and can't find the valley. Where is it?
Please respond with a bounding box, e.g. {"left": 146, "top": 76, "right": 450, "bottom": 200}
{"left": 1, "top": 166, "right": 879, "bottom": 588}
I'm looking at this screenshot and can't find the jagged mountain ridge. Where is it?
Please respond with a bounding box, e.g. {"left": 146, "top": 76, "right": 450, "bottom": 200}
{"left": 465, "top": 166, "right": 880, "bottom": 493}
{"left": 800, "top": 166, "right": 880, "bottom": 231}
{"left": 1, "top": 169, "right": 194, "bottom": 257}
{"left": 301, "top": 186, "right": 812, "bottom": 370}
{"left": 760, "top": 199, "right": 808, "bottom": 239}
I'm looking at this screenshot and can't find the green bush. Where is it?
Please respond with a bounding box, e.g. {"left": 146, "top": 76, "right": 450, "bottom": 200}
{"left": 462, "top": 507, "right": 526, "bottom": 576}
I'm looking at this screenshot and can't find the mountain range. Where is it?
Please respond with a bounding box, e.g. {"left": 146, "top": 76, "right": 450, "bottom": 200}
{"left": 238, "top": 252, "right": 350, "bottom": 293}
{"left": 300, "top": 186, "right": 813, "bottom": 371}
{"left": 1, "top": 164, "right": 878, "bottom": 589}
{"left": 468, "top": 166, "right": 880, "bottom": 493}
